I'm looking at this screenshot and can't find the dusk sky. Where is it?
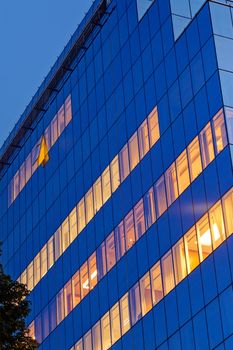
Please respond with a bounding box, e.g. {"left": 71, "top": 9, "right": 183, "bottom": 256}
{"left": 0, "top": 0, "right": 93, "bottom": 148}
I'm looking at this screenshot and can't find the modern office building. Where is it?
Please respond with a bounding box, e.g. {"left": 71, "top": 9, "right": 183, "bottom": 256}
{"left": 1, "top": 0, "right": 233, "bottom": 349}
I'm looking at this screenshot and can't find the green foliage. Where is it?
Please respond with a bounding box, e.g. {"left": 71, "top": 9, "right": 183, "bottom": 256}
{"left": 0, "top": 251, "right": 38, "bottom": 349}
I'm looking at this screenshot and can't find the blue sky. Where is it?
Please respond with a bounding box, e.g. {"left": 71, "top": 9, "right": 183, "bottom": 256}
{"left": 0, "top": 0, "right": 93, "bottom": 148}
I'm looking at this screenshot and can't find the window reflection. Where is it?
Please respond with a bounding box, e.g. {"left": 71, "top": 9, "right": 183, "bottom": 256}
{"left": 188, "top": 136, "right": 202, "bottom": 181}
{"left": 129, "top": 132, "right": 140, "bottom": 171}
{"left": 101, "top": 313, "right": 111, "bottom": 350}
{"left": 200, "top": 122, "right": 215, "bottom": 168}
{"left": 184, "top": 227, "right": 199, "bottom": 273}
{"left": 222, "top": 189, "right": 233, "bottom": 236}
{"left": 176, "top": 150, "right": 190, "bottom": 194}
{"left": 172, "top": 238, "right": 187, "bottom": 284}
{"left": 209, "top": 201, "right": 225, "bottom": 249}
{"left": 140, "top": 272, "right": 152, "bottom": 316}
{"left": 150, "top": 262, "right": 163, "bottom": 305}
{"left": 196, "top": 214, "right": 212, "bottom": 261}
{"left": 165, "top": 163, "right": 178, "bottom": 206}
{"left": 213, "top": 110, "right": 227, "bottom": 154}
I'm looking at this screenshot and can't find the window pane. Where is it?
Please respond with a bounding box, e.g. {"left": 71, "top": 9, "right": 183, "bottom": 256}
{"left": 101, "top": 312, "right": 111, "bottom": 350}
{"left": 225, "top": 107, "right": 233, "bottom": 144}
{"left": 209, "top": 201, "right": 226, "bottom": 249}
{"left": 93, "top": 177, "right": 103, "bottom": 214}
{"left": 65, "top": 94, "right": 72, "bottom": 125}
{"left": 161, "top": 250, "right": 175, "bottom": 295}
{"left": 144, "top": 187, "right": 156, "bottom": 229}
{"left": 35, "top": 315, "right": 42, "bottom": 344}
{"left": 80, "top": 262, "right": 89, "bottom": 299}
{"left": 110, "top": 155, "right": 120, "bottom": 192}
{"left": 57, "top": 105, "right": 65, "bottom": 136}
{"left": 222, "top": 188, "right": 233, "bottom": 236}
{"left": 119, "top": 144, "right": 130, "bottom": 181}
{"left": 48, "top": 297, "right": 57, "bottom": 332}
{"left": 140, "top": 272, "right": 152, "bottom": 316}
{"left": 62, "top": 219, "right": 70, "bottom": 252}
{"left": 110, "top": 303, "right": 121, "bottom": 343}
{"left": 84, "top": 330, "right": 92, "bottom": 350}
{"left": 51, "top": 115, "right": 58, "bottom": 146}
{"left": 69, "top": 207, "right": 78, "bottom": 243}
{"left": 96, "top": 242, "right": 107, "bottom": 280}
{"left": 129, "top": 282, "right": 142, "bottom": 325}
{"left": 176, "top": 150, "right": 190, "bottom": 194}
{"left": 75, "top": 339, "right": 83, "bottom": 350}
{"left": 134, "top": 199, "right": 146, "bottom": 240}
{"left": 172, "top": 238, "right": 187, "bottom": 284}
{"left": 48, "top": 236, "right": 54, "bottom": 269}
{"left": 72, "top": 271, "right": 81, "bottom": 307}
{"left": 64, "top": 280, "right": 73, "bottom": 316}
{"left": 129, "top": 132, "right": 140, "bottom": 171}
{"left": 34, "top": 253, "right": 41, "bottom": 286}
{"left": 42, "top": 306, "right": 49, "bottom": 340}
{"left": 92, "top": 321, "right": 101, "bottom": 350}
{"left": 54, "top": 228, "right": 62, "bottom": 261}
{"left": 115, "top": 221, "right": 126, "bottom": 261}
{"left": 196, "top": 214, "right": 212, "bottom": 261}
{"left": 13, "top": 171, "right": 20, "bottom": 200}
{"left": 25, "top": 154, "right": 32, "bottom": 183}
{"left": 212, "top": 109, "right": 227, "bottom": 154}
{"left": 85, "top": 188, "right": 94, "bottom": 223}
{"left": 184, "top": 226, "right": 199, "bottom": 273}
{"left": 19, "top": 163, "right": 26, "bottom": 191}
{"left": 154, "top": 175, "right": 167, "bottom": 217}
{"left": 56, "top": 289, "right": 64, "bottom": 324}
{"left": 148, "top": 106, "right": 160, "bottom": 146}
{"left": 138, "top": 120, "right": 150, "bottom": 158}
{"left": 120, "top": 293, "right": 130, "bottom": 335}
{"left": 41, "top": 245, "right": 47, "bottom": 278}
{"left": 89, "top": 252, "right": 97, "bottom": 290}
{"left": 150, "top": 261, "right": 163, "bottom": 305}
{"left": 78, "top": 199, "right": 86, "bottom": 233}
{"left": 124, "top": 210, "right": 136, "bottom": 250}
{"left": 27, "top": 262, "right": 34, "bottom": 291}
{"left": 44, "top": 125, "right": 51, "bottom": 150}
{"left": 106, "top": 232, "right": 116, "bottom": 271}
{"left": 165, "top": 163, "right": 179, "bottom": 206}
{"left": 187, "top": 136, "right": 202, "bottom": 182}
{"left": 200, "top": 122, "right": 215, "bottom": 168}
{"left": 102, "top": 166, "right": 111, "bottom": 204}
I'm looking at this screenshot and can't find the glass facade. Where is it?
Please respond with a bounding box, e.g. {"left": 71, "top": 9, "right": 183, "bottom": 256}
{"left": 1, "top": 0, "right": 233, "bottom": 349}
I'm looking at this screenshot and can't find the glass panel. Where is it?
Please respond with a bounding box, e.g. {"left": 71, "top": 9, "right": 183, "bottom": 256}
{"left": 25, "top": 154, "right": 32, "bottom": 183}
{"left": 56, "top": 289, "right": 64, "bottom": 324}
{"left": 44, "top": 125, "right": 51, "bottom": 150}
{"left": 124, "top": 210, "right": 136, "bottom": 250}
{"left": 75, "top": 339, "right": 83, "bottom": 350}
{"left": 34, "top": 253, "right": 41, "bottom": 286}
{"left": 85, "top": 188, "right": 94, "bottom": 223}
{"left": 84, "top": 330, "right": 92, "bottom": 350}
{"left": 150, "top": 261, "right": 163, "bottom": 305}
{"left": 184, "top": 226, "right": 199, "bottom": 273}
{"left": 222, "top": 188, "right": 233, "bottom": 236}
{"left": 129, "top": 282, "right": 142, "bottom": 325}
{"left": 72, "top": 271, "right": 81, "bottom": 307}
{"left": 140, "top": 272, "right": 152, "bottom": 316}
{"left": 212, "top": 109, "right": 227, "bottom": 154}
{"left": 138, "top": 120, "right": 150, "bottom": 158}
{"left": 64, "top": 280, "right": 73, "bottom": 316}
{"left": 187, "top": 136, "right": 202, "bottom": 181}
{"left": 120, "top": 293, "right": 130, "bottom": 335}
{"left": 96, "top": 242, "right": 107, "bottom": 280}
{"left": 19, "top": 163, "right": 26, "bottom": 191}
{"left": 165, "top": 163, "right": 179, "bottom": 206}
{"left": 42, "top": 306, "right": 49, "bottom": 340}
{"left": 200, "top": 122, "right": 215, "bottom": 168}
{"left": 115, "top": 221, "right": 126, "bottom": 261}
{"left": 69, "top": 207, "right": 78, "bottom": 243}
{"left": 196, "top": 214, "right": 212, "bottom": 261}
{"left": 62, "top": 219, "right": 70, "bottom": 252}
{"left": 129, "top": 131, "right": 140, "bottom": 171}
{"left": 110, "top": 155, "right": 120, "bottom": 192}
{"left": 89, "top": 252, "right": 97, "bottom": 290}
{"left": 27, "top": 262, "right": 34, "bottom": 291}
{"left": 161, "top": 250, "right": 175, "bottom": 295}
{"left": 78, "top": 199, "right": 86, "bottom": 233}
{"left": 51, "top": 115, "right": 58, "bottom": 146}
{"left": 101, "top": 312, "right": 111, "bottom": 350}
{"left": 148, "top": 106, "right": 160, "bottom": 146}
{"left": 119, "top": 144, "right": 130, "bottom": 181}
{"left": 209, "top": 201, "right": 226, "bottom": 249}
{"left": 31, "top": 140, "right": 41, "bottom": 173}
{"left": 13, "top": 171, "right": 20, "bottom": 200}
{"left": 80, "top": 262, "right": 89, "bottom": 299}
{"left": 134, "top": 199, "right": 145, "bottom": 239}
{"left": 57, "top": 105, "right": 65, "bottom": 136}
{"left": 106, "top": 232, "right": 116, "bottom": 271}
{"left": 225, "top": 107, "right": 233, "bottom": 144}
{"left": 48, "top": 236, "right": 54, "bottom": 269}
{"left": 35, "top": 315, "right": 42, "bottom": 343}
{"left": 172, "top": 238, "right": 187, "bottom": 284}
{"left": 92, "top": 321, "right": 101, "bottom": 350}
{"left": 54, "top": 228, "right": 62, "bottom": 261}
{"left": 102, "top": 166, "right": 111, "bottom": 204}
{"left": 144, "top": 187, "right": 156, "bottom": 229}
{"left": 110, "top": 303, "right": 121, "bottom": 343}
{"left": 65, "top": 95, "right": 72, "bottom": 125}
{"left": 176, "top": 150, "right": 190, "bottom": 194}
{"left": 93, "top": 177, "right": 103, "bottom": 214}
{"left": 154, "top": 175, "right": 167, "bottom": 217}
{"left": 49, "top": 297, "right": 57, "bottom": 332}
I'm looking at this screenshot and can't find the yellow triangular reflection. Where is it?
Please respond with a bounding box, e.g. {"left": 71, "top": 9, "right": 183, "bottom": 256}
{"left": 37, "top": 136, "right": 49, "bottom": 167}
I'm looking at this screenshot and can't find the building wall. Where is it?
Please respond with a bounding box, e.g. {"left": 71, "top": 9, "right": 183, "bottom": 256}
{"left": 1, "top": 0, "right": 233, "bottom": 349}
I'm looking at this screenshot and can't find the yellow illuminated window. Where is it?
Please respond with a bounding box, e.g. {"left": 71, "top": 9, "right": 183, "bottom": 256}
{"left": 222, "top": 189, "right": 233, "bottom": 236}
{"left": 13, "top": 171, "right": 20, "bottom": 200}
{"left": 110, "top": 155, "right": 120, "bottom": 192}
{"left": 144, "top": 187, "right": 156, "bottom": 229}
{"left": 172, "top": 238, "right": 187, "bottom": 284}
{"left": 154, "top": 175, "right": 167, "bottom": 217}
{"left": 114, "top": 221, "right": 126, "bottom": 261}
{"left": 64, "top": 280, "right": 73, "bottom": 317}
{"left": 69, "top": 208, "right": 77, "bottom": 243}
{"left": 88, "top": 252, "right": 97, "bottom": 290}
{"left": 165, "top": 163, "right": 178, "bottom": 206}
{"left": 150, "top": 261, "right": 163, "bottom": 305}
{"left": 106, "top": 232, "right": 116, "bottom": 271}
{"left": 101, "top": 312, "right": 111, "bottom": 350}
{"left": 75, "top": 339, "right": 83, "bottom": 350}
{"left": 41, "top": 245, "right": 48, "bottom": 278}
{"left": 56, "top": 289, "right": 64, "bottom": 324}
{"left": 188, "top": 136, "right": 202, "bottom": 181}
{"left": 72, "top": 271, "right": 81, "bottom": 307}
{"left": 62, "top": 219, "right": 70, "bottom": 252}
{"left": 47, "top": 237, "right": 54, "bottom": 269}
{"left": 138, "top": 120, "right": 150, "bottom": 158}
{"left": 34, "top": 253, "right": 41, "bottom": 285}
{"left": 102, "top": 166, "right": 111, "bottom": 204}
{"left": 65, "top": 95, "right": 72, "bottom": 126}
{"left": 196, "top": 214, "right": 212, "bottom": 261}
{"left": 37, "top": 136, "right": 49, "bottom": 167}
{"left": 85, "top": 189, "right": 94, "bottom": 223}
{"left": 209, "top": 201, "right": 226, "bottom": 249}
{"left": 134, "top": 199, "right": 145, "bottom": 239}
{"left": 176, "top": 150, "right": 190, "bottom": 194}
{"left": 184, "top": 226, "right": 199, "bottom": 273}
{"left": 120, "top": 293, "right": 130, "bottom": 335}
{"left": 57, "top": 105, "right": 65, "bottom": 136}
{"left": 213, "top": 110, "right": 227, "bottom": 154}
{"left": 54, "top": 228, "right": 62, "bottom": 261}
{"left": 161, "top": 250, "right": 175, "bottom": 295}
{"left": 110, "top": 303, "right": 121, "bottom": 343}
{"left": 93, "top": 177, "right": 103, "bottom": 214}
{"left": 200, "top": 122, "right": 215, "bottom": 168}
{"left": 119, "top": 144, "right": 130, "bottom": 181}
{"left": 51, "top": 115, "right": 58, "bottom": 146}
{"left": 140, "top": 272, "right": 152, "bottom": 316}
{"left": 84, "top": 330, "right": 92, "bottom": 350}
{"left": 92, "top": 321, "right": 101, "bottom": 350}
{"left": 80, "top": 262, "right": 89, "bottom": 299}
{"left": 124, "top": 210, "right": 135, "bottom": 250}
{"left": 129, "top": 132, "right": 139, "bottom": 171}
{"left": 78, "top": 199, "right": 86, "bottom": 233}
{"left": 148, "top": 106, "right": 160, "bottom": 146}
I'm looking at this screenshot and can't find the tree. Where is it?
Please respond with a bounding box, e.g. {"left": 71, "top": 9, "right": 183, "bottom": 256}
{"left": 0, "top": 251, "right": 38, "bottom": 350}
